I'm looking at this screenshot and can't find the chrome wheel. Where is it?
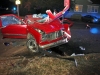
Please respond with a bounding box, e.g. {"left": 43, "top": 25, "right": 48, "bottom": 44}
{"left": 27, "top": 38, "right": 39, "bottom": 53}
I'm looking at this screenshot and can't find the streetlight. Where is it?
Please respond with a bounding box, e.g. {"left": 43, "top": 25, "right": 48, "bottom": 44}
{"left": 15, "top": 0, "right": 21, "bottom": 16}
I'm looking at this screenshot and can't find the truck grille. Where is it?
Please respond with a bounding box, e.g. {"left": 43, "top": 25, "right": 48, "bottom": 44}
{"left": 47, "top": 30, "right": 63, "bottom": 40}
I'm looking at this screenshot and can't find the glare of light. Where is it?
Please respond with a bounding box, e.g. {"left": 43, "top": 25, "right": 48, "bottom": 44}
{"left": 15, "top": 0, "right": 21, "bottom": 5}
{"left": 6, "top": 8, "right": 9, "bottom": 10}
{"left": 13, "top": 7, "right": 16, "bottom": 11}
{"left": 90, "top": 28, "right": 98, "bottom": 34}
{"left": 93, "top": 19, "right": 98, "bottom": 23}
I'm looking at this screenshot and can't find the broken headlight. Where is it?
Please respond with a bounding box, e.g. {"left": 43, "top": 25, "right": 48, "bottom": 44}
{"left": 35, "top": 29, "right": 47, "bottom": 41}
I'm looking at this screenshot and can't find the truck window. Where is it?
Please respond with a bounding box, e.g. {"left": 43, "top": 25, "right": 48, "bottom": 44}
{"left": 1, "top": 16, "right": 22, "bottom": 27}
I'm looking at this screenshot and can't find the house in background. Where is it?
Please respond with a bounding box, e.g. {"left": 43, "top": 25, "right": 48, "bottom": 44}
{"left": 64, "top": 0, "right": 100, "bottom": 20}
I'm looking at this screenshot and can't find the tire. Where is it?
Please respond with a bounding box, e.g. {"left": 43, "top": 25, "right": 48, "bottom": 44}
{"left": 26, "top": 36, "right": 39, "bottom": 53}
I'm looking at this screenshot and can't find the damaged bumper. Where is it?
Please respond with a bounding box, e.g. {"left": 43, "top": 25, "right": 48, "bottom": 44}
{"left": 39, "top": 38, "right": 68, "bottom": 50}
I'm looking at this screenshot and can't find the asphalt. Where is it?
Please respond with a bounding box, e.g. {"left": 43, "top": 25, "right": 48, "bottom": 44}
{"left": 50, "top": 20, "right": 100, "bottom": 56}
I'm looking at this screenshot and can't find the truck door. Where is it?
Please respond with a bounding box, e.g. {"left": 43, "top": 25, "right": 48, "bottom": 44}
{"left": 0, "top": 15, "right": 27, "bottom": 39}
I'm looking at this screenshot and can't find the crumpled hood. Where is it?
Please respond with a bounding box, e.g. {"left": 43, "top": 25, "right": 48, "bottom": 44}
{"left": 27, "top": 4, "right": 70, "bottom": 33}
{"left": 31, "top": 22, "right": 63, "bottom": 33}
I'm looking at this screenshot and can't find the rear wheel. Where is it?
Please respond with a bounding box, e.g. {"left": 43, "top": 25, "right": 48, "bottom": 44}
{"left": 27, "top": 36, "right": 39, "bottom": 53}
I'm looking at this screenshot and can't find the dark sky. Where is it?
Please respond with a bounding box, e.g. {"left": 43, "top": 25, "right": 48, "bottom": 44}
{"left": 0, "top": 0, "right": 15, "bottom": 8}
{"left": 91, "top": 0, "right": 100, "bottom": 4}
{"left": 0, "top": 0, "right": 100, "bottom": 8}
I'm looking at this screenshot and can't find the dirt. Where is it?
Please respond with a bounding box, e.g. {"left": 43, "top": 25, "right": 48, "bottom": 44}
{"left": 0, "top": 22, "right": 100, "bottom": 75}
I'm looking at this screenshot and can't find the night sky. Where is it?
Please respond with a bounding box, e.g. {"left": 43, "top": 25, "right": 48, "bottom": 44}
{"left": 0, "top": 0, "right": 100, "bottom": 8}
{"left": 0, "top": 0, "right": 15, "bottom": 8}
{"left": 90, "top": 0, "right": 100, "bottom": 4}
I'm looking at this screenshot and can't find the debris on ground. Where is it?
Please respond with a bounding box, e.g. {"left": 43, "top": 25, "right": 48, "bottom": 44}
{"left": 3, "top": 42, "right": 10, "bottom": 46}
{"left": 79, "top": 46, "right": 85, "bottom": 50}
{"left": 74, "top": 59, "right": 78, "bottom": 67}
{"left": 86, "top": 24, "right": 91, "bottom": 29}
{"left": 71, "top": 53, "right": 84, "bottom": 56}
{"left": 3, "top": 41, "right": 25, "bottom": 46}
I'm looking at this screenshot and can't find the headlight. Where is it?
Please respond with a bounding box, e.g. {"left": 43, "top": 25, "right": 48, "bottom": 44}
{"left": 35, "top": 29, "right": 47, "bottom": 41}
{"left": 95, "top": 19, "right": 98, "bottom": 22}
{"left": 93, "top": 18, "right": 98, "bottom": 23}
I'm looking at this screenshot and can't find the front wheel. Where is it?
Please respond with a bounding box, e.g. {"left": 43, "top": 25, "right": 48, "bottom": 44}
{"left": 26, "top": 37, "right": 39, "bottom": 53}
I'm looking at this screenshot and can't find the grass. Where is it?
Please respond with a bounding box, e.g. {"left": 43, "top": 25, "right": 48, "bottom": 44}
{"left": 0, "top": 53, "right": 100, "bottom": 75}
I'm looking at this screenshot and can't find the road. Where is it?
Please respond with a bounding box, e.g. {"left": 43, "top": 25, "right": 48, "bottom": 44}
{"left": 68, "top": 22, "right": 100, "bottom": 54}
{"left": 52, "top": 21, "right": 100, "bottom": 55}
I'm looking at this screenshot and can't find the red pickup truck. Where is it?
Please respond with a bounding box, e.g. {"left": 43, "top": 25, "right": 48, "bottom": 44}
{"left": 0, "top": 6, "right": 73, "bottom": 53}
